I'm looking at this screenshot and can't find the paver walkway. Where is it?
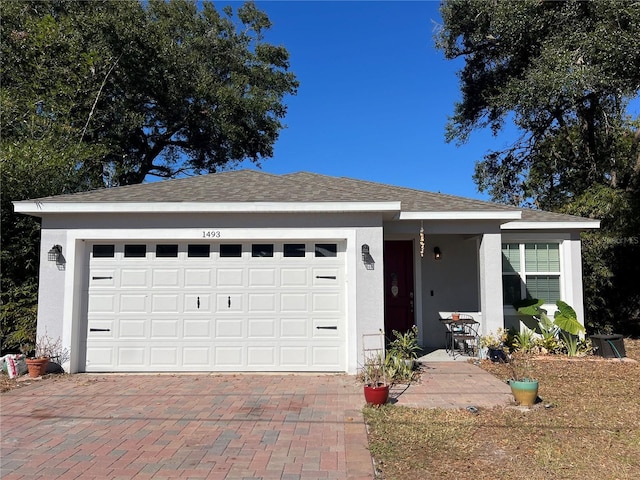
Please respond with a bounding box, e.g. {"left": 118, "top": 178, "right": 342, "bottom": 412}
{"left": 1, "top": 363, "right": 512, "bottom": 480}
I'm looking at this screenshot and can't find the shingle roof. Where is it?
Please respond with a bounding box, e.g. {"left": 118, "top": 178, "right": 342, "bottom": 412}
{"left": 24, "top": 169, "right": 595, "bottom": 225}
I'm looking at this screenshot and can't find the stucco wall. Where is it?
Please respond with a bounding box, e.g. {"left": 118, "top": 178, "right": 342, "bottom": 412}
{"left": 38, "top": 211, "right": 385, "bottom": 374}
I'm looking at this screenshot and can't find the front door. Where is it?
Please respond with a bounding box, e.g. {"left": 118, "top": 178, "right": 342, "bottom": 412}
{"left": 384, "top": 240, "right": 415, "bottom": 335}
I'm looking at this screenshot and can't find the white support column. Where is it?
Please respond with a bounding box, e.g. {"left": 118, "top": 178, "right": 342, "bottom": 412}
{"left": 478, "top": 231, "right": 505, "bottom": 335}
{"left": 563, "top": 233, "right": 586, "bottom": 330}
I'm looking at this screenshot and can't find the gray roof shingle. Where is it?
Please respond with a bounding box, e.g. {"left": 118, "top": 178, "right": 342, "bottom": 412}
{"left": 24, "top": 169, "right": 596, "bottom": 224}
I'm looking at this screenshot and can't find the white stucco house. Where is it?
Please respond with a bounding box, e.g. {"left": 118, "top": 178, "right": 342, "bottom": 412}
{"left": 14, "top": 170, "right": 599, "bottom": 374}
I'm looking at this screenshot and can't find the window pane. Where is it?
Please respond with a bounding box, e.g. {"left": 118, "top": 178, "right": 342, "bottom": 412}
{"left": 502, "top": 243, "right": 520, "bottom": 273}
{"left": 502, "top": 275, "right": 522, "bottom": 305}
{"left": 124, "top": 244, "right": 146, "bottom": 258}
{"left": 252, "top": 244, "right": 273, "bottom": 257}
{"left": 188, "top": 244, "right": 210, "bottom": 257}
{"left": 93, "top": 244, "right": 115, "bottom": 258}
{"left": 284, "top": 243, "right": 305, "bottom": 257}
{"left": 525, "top": 243, "right": 560, "bottom": 272}
{"left": 315, "top": 243, "right": 337, "bottom": 257}
{"left": 220, "top": 244, "right": 242, "bottom": 257}
{"left": 156, "top": 244, "right": 178, "bottom": 257}
{"left": 525, "top": 275, "right": 561, "bottom": 303}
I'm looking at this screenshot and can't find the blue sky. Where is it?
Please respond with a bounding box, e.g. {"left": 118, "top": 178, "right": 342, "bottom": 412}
{"left": 228, "top": 0, "right": 502, "bottom": 200}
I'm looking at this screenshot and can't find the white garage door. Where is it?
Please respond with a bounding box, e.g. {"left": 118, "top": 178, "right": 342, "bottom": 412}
{"left": 85, "top": 241, "right": 346, "bottom": 372}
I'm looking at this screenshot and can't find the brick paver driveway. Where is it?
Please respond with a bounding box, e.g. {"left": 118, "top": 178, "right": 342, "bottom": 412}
{"left": 1, "top": 374, "right": 374, "bottom": 480}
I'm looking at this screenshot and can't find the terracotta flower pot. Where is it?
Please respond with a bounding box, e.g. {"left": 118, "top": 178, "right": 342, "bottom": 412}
{"left": 25, "top": 357, "right": 49, "bottom": 378}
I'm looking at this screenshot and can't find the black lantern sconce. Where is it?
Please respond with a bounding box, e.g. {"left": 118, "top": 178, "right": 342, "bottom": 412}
{"left": 361, "top": 244, "right": 375, "bottom": 270}
{"left": 433, "top": 246, "right": 442, "bottom": 260}
{"left": 48, "top": 244, "right": 62, "bottom": 262}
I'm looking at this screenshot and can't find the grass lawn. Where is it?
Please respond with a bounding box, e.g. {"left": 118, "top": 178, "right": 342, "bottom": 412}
{"left": 364, "top": 339, "right": 640, "bottom": 480}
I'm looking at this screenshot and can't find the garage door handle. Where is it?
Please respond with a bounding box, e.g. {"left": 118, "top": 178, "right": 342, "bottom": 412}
{"left": 197, "top": 297, "right": 200, "bottom": 309}
{"left": 92, "top": 276, "right": 113, "bottom": 280}
{"left": 90, "top": 328, "right": 111, "bottom": 332}
{"left": 316, "top": 275, "right": 336, "bottom": 280}
{"left": 316, "top": 326, "right": 337, "bottom": 330}
{"left": 228, "top": 296, "right": 231, "bottom": 308}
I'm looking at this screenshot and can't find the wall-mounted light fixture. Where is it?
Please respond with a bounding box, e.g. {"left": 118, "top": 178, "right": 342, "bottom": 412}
{"left": 361, "top": 244, "right": 370, "bottom": 262}
{"left": 361, "top": 244, "right": 375, "bottom": 270}
{"left": 48, "top": 244, "right": 62, "bottom": 262}
{"left": 433, "top": 246, "right": 442, "bottom": 260}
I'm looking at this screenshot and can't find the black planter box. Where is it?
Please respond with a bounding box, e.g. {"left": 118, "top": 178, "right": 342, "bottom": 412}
{"left": 590, "top": 334, "right": 626, "bottom": 358}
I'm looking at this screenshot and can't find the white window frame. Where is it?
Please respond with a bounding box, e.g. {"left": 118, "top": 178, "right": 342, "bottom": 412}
{"left": 502, "top": 241, "right": 563, "bottom": 305}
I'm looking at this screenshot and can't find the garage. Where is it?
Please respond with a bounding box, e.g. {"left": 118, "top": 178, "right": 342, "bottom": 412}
{"left": 85, "top": 240, "right": 346, "bottom": 372}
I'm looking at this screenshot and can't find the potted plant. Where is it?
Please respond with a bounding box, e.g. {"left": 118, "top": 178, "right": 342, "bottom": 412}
{"left": 506, "top": 352, "right": 538, "bottom": 407}
{"left": 387, "top": 326, "right": 420, "bottom": 368}
{"left": 23, "top": 334, "right": 61, "bottom": 378}
{"left": 361, "top": 352, "right": 389, "bottom": 406}
{"left": 479, "top": 328, "right": 508, "bottom": 362}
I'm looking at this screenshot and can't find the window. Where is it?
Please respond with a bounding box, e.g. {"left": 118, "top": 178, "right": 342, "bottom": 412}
{"left": 502, "top": 242, "right": 561, "bottom": 305}
{"left": 156, "top": 244, "right": 178, "bottom": 257}
{"left": 188, "top": 244, "right": 210, "bottom": 258}
{"left": 284, "top": 243, "right": 305, "bottom": 257}
{"left": 315, "top": 243, "right": 337, "bottom": 257}
{"left": 220, "top": 244, "right": 242, "bottom": 258}
{"left": 93, "top": 244, "right": 115, "bottom": 258}
{"left": 252, "top": 244, "right": 274, "bottom": 257}
{"left": 124, "top": 244, "right": 146, "bottom": 258}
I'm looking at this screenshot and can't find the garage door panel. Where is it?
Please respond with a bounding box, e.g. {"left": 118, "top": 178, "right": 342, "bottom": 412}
{"left": 214, "top": 346, "right": 243, "bottom": 366}
{"left": 183, "top": 347, "right": 211, "bottom": 366}
{"left": 215, "top": 319, "right": 243, "bottom": 338}
{"left": 87, "top": 240, "right": 346, "bottom": 372}
{"left": 152, "top": 269, "right": 180, "bottom": 287}
{"left": 248, "top": 293, "right": 276, "bottom": 312}
{"left": 281, "top": 268, "right": 307, "bottom": 286}
{"left": 217, "top": 268, "right": 243, "bottom": 286}
{"left": 216, "top": 293, "right": 243, "bottom": 312}
{"left": 184, "top": 319, "right": 212, "bottom": 338}
{"left": 280, "top": 318, "right": 308, "bottom": 337}
{"left": 151, "top": 319, "right": 179, "bottom": 338}
{"left": 183, "top": 294, "right": 211, "bottom": 313}
{"left": 248, "top": 318, "right": 277, "bottom": 337}
{"left": 151, "top": 294, "right": 180, "bottom": 313}
{"left": 121, "top": 269, "right": 148, "bottom": 288}
{"left": 249, "top": 268, "right": 277, "bottom": 286}
{"left": 280, "top": 346, "right": 307, "bottom": 367}
{"left": 150, "top": 347, "right": 178, "bottom": 366}
{"left": 120, "top": 294, "right": 147, "bottom": 313}
{"left": 88, "top": 294, "right": 116, "bottom": 313}
{"left": 281, "top": 293, "right": 308, "bottom": 312}
{"left": 247, "top": 346, "right": 276, "bottom": 366}
{"left": 119, "top": 319, "right": 147, "bottom": 338}
{"left": 118, "top": 347, "right": 145, "bottom": 366}
{"left": 184, "top": 269, "right": 211, "bottom": 287}
{"left": 90, "top": 270, "right": 116, "bottom": 287}
{"left": 312, "top": 293, "right": 341, "bottom": 312}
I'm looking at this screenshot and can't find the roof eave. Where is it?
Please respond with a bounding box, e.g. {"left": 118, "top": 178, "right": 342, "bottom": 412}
{"left": 13, "top": 201, "right": 402, "bottom": 216}
{"left": 501, "top": 220, "right": 601, "bottom": 230}
{"left": 398, "top": 211, "right": 522, "bottom": 221}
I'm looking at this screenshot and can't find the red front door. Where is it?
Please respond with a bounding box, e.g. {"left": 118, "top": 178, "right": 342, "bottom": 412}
{"left": 384, "top": 240, "right": 415, "bottom": 335}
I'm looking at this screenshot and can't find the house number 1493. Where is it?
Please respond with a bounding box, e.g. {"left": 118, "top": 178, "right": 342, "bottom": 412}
{"left": 202, "top": 230, "right": 221, "bottom": 238}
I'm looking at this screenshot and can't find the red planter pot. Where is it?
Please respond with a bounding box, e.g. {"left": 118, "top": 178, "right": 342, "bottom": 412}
{"left": 364, "top": 384, "right": 389, "bottom": 406}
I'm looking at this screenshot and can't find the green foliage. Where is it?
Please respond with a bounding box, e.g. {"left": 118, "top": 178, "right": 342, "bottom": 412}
{"left": 2, "top": 0, "right": 298, "bottom": 186}
{"left": 437, "top": 0, "right": 640, "bottom": 334}
{"left": 513, "top": 327, "right": 536, "bottom": 354}
{"left": 384, "top": 327, "right": 420, "bottom": 383}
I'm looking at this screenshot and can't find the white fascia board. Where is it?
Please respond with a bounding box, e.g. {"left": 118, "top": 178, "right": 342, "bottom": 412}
{"left": 13, "top": 200, "right": 402, "bottom": 215}
{"left": 501, "top": 220, "right": 601, "bottom": 230}
{"left": 398, "top": 211, "right": 522, "bottom": 221}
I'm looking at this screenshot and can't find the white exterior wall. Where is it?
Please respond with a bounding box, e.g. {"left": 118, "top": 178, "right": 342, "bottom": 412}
{"left": 478, "top": 231, "right": 505, "bottom": 337}
{"left": 38, "top": 212, "right": 385, "bottom": 374}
